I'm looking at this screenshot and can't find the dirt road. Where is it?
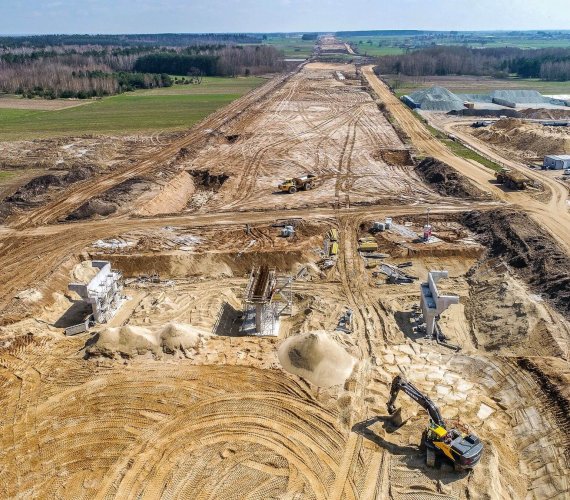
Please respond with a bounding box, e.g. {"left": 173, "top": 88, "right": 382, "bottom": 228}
{"left": 440, "top": 118, "right": 570, "bottom": 218}
{"left": 362, "top": 66, "right": 570, "bottom": 253}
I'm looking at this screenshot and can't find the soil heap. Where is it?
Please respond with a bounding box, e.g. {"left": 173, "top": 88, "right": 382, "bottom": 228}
{"left": 86, "top": 322, "right": 209, "bottom": 359}
{"left": 277, "top": 331, "right": 356, "bottom": 388}
{"left": 72, "top": 261, "right": 99, "bottom": 283}
{"left": 472, "top": 118, "right": 570, "bottom": 159}
{"left": 415, "top": 157, "right": 489, "bottom": 199}
{"left": 463, "top": 209, "right": 570, "bottom": 319}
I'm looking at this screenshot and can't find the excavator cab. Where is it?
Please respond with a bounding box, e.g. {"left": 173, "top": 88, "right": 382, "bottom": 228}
{"left": 387, "top": 375, "right": 483, "bottom": 471}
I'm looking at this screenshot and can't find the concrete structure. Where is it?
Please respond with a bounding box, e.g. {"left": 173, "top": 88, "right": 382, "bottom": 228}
{"left": 68, "top": 261, "right": 124, "bottom": 324}
{"left": 544, "top": 155, "right": 570, "bottom": 170}
{"left": 241, "top": 265, "right": 292, "bottom": 336}
{"left": 420, "top": 271, "right": 459, "bottom": 338}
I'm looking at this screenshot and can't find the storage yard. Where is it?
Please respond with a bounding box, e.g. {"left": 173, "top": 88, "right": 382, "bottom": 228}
{"left": 1, "top": 36, "right": 569, "bottom": 499}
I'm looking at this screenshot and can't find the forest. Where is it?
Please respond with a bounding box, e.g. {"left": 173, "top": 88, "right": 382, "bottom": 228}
{"left": 0, "top": 33, "right": 264, "bottom": 48}
{"left": 374, "top": 46, "right": 570, "bottom": 81}
{"left": 0, "top": 44, "right": 284, "bottom": 98}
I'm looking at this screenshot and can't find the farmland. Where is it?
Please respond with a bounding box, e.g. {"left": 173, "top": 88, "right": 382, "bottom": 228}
{"left": 263, "top": 35, "right": 315, "bottom": 57}
{"left": 0, "top": 76, "right": 265, "bottom": 140}
{"left": 382, "top": 74, "right": 570, "bottom": 97}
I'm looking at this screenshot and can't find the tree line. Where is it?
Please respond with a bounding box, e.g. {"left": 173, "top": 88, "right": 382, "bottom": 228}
{"left": 0, "top": 33, "right": 264, "bottom": 48}
{"left": 374, "top": 46, "right": 570, "bottom": 81}
{"left": 0, "top": 44, "right": 284, "bottom": 99}
{"left": 134, "top": 46, "right": 285, "bottom": 77}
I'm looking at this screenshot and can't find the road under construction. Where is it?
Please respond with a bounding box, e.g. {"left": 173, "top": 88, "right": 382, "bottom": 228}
{"left": 0, "top": 41, "right": 569, "bottom": 499}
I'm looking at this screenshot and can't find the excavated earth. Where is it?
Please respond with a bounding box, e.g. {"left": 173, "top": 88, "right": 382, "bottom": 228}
{"left": 463, "top": 209, "right": 570, "bottom": 319}
{"left": 470, "top": 118, "right": 570, "bottom": 160}
{"left": 415, "top": 157, "right": 490, "bottom": 199}
{"left": 0, "top": 56, "right": 569, "bottom": 499}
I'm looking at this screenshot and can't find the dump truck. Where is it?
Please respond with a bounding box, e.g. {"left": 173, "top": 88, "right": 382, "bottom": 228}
{"left": 278, "top": 174, "right": 319, "bottom": 194}
{"left": 495, "top": 168, "right": 529, "bottom": 190}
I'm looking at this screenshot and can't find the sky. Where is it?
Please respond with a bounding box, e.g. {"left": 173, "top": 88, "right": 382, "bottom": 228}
{"left": 1, "top": 0, "right": 569, "bottom": 35}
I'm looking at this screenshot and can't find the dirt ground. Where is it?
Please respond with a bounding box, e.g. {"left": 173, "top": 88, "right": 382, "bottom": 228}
{"left": 0, "top": 95, "right": 93, "bottom": 110}
{"left": 468, "top": 118, "right": 570, "bottom": 161}
{"left": 0, "top": 56, "right": 569, "bottom": 500}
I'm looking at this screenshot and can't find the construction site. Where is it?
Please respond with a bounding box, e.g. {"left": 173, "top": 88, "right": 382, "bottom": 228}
{"left": 0, "top": 35, "right": 569, "bottom": 499}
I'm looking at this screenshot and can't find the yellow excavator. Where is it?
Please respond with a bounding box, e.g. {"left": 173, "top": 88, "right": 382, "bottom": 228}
{"left": 387, "top": 375, "right": 484, "bottom": 471}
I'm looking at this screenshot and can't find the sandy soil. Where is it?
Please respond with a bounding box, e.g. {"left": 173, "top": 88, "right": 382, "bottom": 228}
{"left": 0, "top": 55, "right": 569, "bottom": 500}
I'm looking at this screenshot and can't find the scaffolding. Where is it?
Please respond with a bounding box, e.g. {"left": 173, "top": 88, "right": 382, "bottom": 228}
{"left": 240, "top": 265, "right": 292, "bottom": 336}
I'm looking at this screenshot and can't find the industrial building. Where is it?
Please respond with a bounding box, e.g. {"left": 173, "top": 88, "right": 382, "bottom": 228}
{"left": 67, "top": 261, "right": 124, "bottom": 334}
{"left": 543, "top": 155, "right": 570, "bottom": 170}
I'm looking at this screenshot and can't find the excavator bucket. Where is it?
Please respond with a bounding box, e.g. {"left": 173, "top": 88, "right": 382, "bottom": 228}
{"left": 387, "top": 407, "right": 405, "bottom": 427}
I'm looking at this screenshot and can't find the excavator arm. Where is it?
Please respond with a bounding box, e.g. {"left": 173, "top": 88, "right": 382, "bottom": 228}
{"left": 386, "top": 375, "right": 446, "bottom": 428}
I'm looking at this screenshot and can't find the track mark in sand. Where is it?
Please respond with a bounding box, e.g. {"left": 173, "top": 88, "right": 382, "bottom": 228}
{"left": 330, "top": 432, "right": 362, "bottom": 500}
{"left": 360, "top": 449, "right": 387, "bottom": 500}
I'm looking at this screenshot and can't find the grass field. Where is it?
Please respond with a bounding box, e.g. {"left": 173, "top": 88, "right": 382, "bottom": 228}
{"left": 384, "top": 75, "right": 570, "bottom": 97}
{"left": 341, "top": 37, "right": 406, "bottom": 56}
{"left": 263, "top": 36, "right": 314, "bottom": 58}
{"left": 0, "top": 77, "right": 265, "bottom": 141}
{"left": 0, "top": 171, "right": 17, "bottom": 181}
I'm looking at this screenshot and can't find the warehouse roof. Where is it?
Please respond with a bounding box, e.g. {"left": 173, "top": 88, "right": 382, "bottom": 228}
{"left": 545, "top": 155, "right": 570, "bottom": 160}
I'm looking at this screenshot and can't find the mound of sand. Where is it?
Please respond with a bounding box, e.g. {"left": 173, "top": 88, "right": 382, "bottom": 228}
{"left": 86, "top": 322, "right": 209, "bottom": 359}
{"left": 15, "top": 288, "right": 43, "bottom": 303}
{"left": 519, "top": 108, "right": 570, "bottom": 120}
{"left": 472, "top": 118, "right": 570, "bottom": 159}
{"left": 72, "top": 261, "right": 99, "bottom": 283}
{"left": 277, "top": 331, "right": 355, "bottom": 388}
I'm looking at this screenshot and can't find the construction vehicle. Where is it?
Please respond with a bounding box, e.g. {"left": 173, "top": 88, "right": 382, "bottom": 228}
{"left": 329, "top": 241, "right": 339, "bottom": 256}
{"left": 278, "top": 174, "right": 319, "bottom": 194}
{"left": 327, "top": 229, "right": 339, "bottom": 242}
{"left": 387, "top": 375, "right": 484, "bottom": 471}
{"left": 495, "top": 168, "right": 529, "bottom": 190}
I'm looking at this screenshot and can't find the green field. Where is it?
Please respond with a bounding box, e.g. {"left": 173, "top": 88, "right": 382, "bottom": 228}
{"left": 385, "top": 75, "right": 570, "bottom": 97}
{"left": 0, "top": 171, "right": 17, "bottom": 181}
{"left": 338, "top": 32, "right": 570, "bottom": 56}
{"left": 263, "top": 36, "right": 315, "bottom": 58}
{"left": 462, "top": 37, "right": 570, "bottom": 49}
{"left": 341, "top": 37, "right": 406, "bottom": 56}
{"left": 0, "top": 77, "right": 265, "bottom": 141}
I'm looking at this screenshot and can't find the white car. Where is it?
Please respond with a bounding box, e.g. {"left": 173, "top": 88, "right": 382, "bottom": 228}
{"left": 564, "top": 168, "right": 570, "bottom": 176}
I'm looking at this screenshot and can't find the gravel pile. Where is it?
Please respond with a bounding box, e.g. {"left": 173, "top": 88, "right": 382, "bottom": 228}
{"left": 408, "top": 86, "right": 465, "bottom": 112}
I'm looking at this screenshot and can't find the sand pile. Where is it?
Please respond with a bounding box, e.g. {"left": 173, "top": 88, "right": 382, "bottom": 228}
{"left": 277, "top": 331, "right": 355, "bottom": 388}
{"left": 72, "top": 261, "right": 99, "bottom": 283}
{"left": 86, "top": 322, "right": 209, "bottom": 359}
{"left": 472, "top": 118, "right": 570, "bottom": 158}
{"left": 520, "top": 108, "right": 570, "bottom": 120}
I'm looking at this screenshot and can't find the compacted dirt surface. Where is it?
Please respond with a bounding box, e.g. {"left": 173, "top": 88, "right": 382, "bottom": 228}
{"left": 1, "top": 48, "right": 569, "bottom": 499}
